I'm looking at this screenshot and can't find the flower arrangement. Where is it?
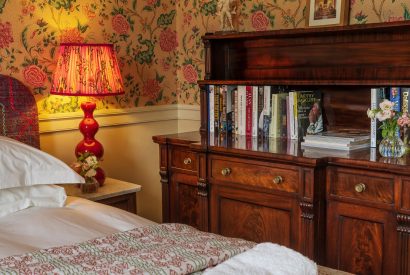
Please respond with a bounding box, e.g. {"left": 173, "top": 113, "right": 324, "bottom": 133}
{"left": 367, "top": 99, "right": 410, "bottom": 138}
{"left": 72, "top": 152, "right": 99, "bottom": 185}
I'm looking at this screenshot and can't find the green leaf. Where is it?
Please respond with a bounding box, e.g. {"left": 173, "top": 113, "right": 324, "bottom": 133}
{"left": 132, "top": 0, "right": 137, "bottom": 10}
{"left": 0, "top": 0, "right": 8, "bottom": 13}
{"left": 157, "top": 10, "right": 176, "bottom": 27}
{"left": 143, "top": 6, "right": 153, "bottom": 11}
{"left": 21, "top": 27, "right": 29, "bottom": 52}
{"left": 403, "top": 4, "right": 410, "bottom": 20}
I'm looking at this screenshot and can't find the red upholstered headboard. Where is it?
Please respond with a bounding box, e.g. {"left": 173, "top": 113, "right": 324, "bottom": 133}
{"left": 0, "top": 75, "right": 39, "bottom": 148}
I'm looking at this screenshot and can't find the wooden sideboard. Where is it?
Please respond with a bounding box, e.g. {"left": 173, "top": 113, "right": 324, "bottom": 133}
{"left": 153, "top": 21, "right": 410, "bottom": 275}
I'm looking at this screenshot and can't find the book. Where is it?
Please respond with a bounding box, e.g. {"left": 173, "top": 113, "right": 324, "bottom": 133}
{"left": 390, "top": 87, "right": 401, "bottom": 111}
{"left": 252, "top": 86, "right": 258, "bottom": 137}
{"left": 214, "top": 85, "right": 220, "bottom": 132}
{"left": 219, "top": 85, "right": 227, "bottom": 133}
{"left": 370, "top": 88, "right": 386, "bottom": 147}
{"left": 304, "top": 129, "right": 370, "bottom": 143}
{"left": 209, "top": 85, "right": 215, "bottom": 133}
{"left": 402, "top": 87, "right": 410, "bottom": 145}
{"left": 257, "top": 86, "right": 264, "bottom": 138}
{"left": 289, "top": 92, "right": 296, "bottom": 139}
{"left": 301, "top": 141, "right": 370, "bottom": 151}
{"left": 262, "top": 86, "right": 272, "bottom": 137}
{"left": 296, "top": 91, "right": 322, "bottom": 139}
{"left": 233, "top": 87, "right": 238, "bottom": 135}
{"left": 226, "top": 86, "right": 235, "bottom": 133}
{"left": 238, "top": 86, "right": 246, "bottom": 135}
{"left": 245, "top": 86, "right": 253, "bottom": 136}
{"left": 269, "top": 93, "right": 279, "bottom": 138}
{"left": 286, "top": 96, "right": 290, "bottom": 138}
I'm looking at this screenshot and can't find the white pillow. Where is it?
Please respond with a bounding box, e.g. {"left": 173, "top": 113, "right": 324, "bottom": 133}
{"left": 0, "top": 136, "right": 84, "bottom": 189}
{"left": 0, "top": 184, "right": 67, "bottom": 217}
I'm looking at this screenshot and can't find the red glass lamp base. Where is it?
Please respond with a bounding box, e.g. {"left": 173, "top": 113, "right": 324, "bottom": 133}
{"left": 75, "top": 101, "right": 106, "bottom": 186}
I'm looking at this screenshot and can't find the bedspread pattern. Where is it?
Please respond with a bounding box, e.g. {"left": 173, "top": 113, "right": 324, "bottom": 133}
{"left": 0, "top": 223, "right": 255, "bottom": 274}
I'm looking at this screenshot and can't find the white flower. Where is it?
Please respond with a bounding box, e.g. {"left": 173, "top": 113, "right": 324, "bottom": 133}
{"left": 84, "top": 168, "right": 97, "bottom": 178}
{"left": 379, "top": 99, "right": 395, "bottom": 111}
{"left": 367, "top": 108, "right": 376, "bottom": 119}
{"left": 376, "top": 110, "right": 393, "bottom": 121}
{"left": 85, "top": 155, "right": 98, "bottom": 167}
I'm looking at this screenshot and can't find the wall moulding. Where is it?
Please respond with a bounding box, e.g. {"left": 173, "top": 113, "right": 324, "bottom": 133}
{"left": 38, "top": 104, "right": 200, "bottom": 133}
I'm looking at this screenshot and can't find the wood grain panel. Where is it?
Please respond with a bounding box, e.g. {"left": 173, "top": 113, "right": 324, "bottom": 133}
{"left": 338, "top": 216, "right": 383, "bottom": 275}
{"left": 219, "top": 197, "right": 291, "bottom": 245}
{"left": 170, "top": 172, "right": 201, "bottom": 229}
{"left": 329, "top": 167, "right": 394, "bottom": 205}
{"left": 401, "top": 179, "right": 410, "bottom": 211}
{"left": 210, "top": 156, "right": 299, "bottom": 194}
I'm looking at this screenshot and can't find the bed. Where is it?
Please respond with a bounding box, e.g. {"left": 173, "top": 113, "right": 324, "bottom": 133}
{"left": 0, "top": 75, "right": 346, "bottom": 274}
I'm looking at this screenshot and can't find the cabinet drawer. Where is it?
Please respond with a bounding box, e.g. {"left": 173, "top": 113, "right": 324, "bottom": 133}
{"left": 210, "top": 156, "right": 299, "bottom": 193}
{"left": 171, "top": 147, "right": 197, "bottom": 172}
{"left": 328, "top": 167, "right": 394, "bottom": 205}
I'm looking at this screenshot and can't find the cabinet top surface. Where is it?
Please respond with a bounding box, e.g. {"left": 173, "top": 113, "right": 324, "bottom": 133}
{"left": 63, "top": 177, "right": 141, "bottom": 201}
{"left": 153, "top": 132, "right": 410, "bottom": 173}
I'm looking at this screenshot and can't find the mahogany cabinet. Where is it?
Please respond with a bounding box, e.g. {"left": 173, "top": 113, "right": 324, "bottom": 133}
{"left": 153, "top": 133, "right": 208, "bottom": 232}
{"left": 153, "top": 21, "right": 410, "bottom": 274}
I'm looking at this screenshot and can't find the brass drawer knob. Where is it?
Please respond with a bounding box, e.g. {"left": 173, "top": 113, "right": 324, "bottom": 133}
{"left": 355, "top": 183, "right": 366, "bottom": 193}
{"left": 183, "top": 158, "right": 192, "bottom": 165}
{"left": 273, "top": 176, "right": 283, "bottom": 184}
{"left": 221, "top": 168, "right": 231, "bottom": 176}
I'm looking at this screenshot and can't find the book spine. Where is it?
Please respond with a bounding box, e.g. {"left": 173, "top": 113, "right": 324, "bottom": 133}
{"left": 279, "top": 94, "right": 288, "bottom": 138}
{"left": 234, "top": 88, "right": 238, "bottom": 135}
{"left": 286, "top": 95, "right": 290, "bottom": 138}
{"left": 292, "top": 92, "right": 298, "bottom": 140}
{"left": 370, "top": 88, "right": 385, "bottom": 147}
{"left": 214, "top": 85, "right": 220, "bottom": 132}
{"left": 402, "top": 88, "right": 410, "bottom": 145}
{"left": 209, "top": 85, "right": 215, "bottom": 133}
{"left": 220, "top": 85, "right": 227, "bottom": 133}
{"left": 238, "top": 86, "right": 246, "bottom": 135}
{"left": 257, "top": 86, "right": 264, "bottom": 138}
{"left": 263, "top": 86, "right": 271, "bottom": 137}
{"left": 270, "top": 94, "right": 279, "bottom": 138}
{"left": 226, "top": 86, "right": 234, "bottom": 134}
{"left": 288, "top": 92, "right": 295, "bottom": 139}
{"left": 390, "top": 87, "right": 401, "bottom": 137}
{"left": 252, "top": 86, "right": 258, "bottom": 137}
{"left": 246, "top": 86, "right": 253, "bottom": 137}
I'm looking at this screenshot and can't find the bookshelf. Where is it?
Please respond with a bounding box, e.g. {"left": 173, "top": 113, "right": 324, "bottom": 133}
{"left": 154, "top": 21, "right": 410, "bottom": 275}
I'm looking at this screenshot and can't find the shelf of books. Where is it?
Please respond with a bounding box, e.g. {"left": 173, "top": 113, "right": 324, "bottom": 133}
{"left": 206, "top": 84, "right": 410, "bottom": 160}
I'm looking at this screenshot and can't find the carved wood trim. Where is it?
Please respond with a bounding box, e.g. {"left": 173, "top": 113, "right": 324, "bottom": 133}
{"left": 197, "top": 179, "right": 208, "bottom": 197}
{"left": 397, "top": 214, "right": 410, "bottom": 275}
{"left": 300, "top": 201, "right": 314, "bottom": 219}
{"left": 203, "top": 39, "right": 211, "bottom": 80}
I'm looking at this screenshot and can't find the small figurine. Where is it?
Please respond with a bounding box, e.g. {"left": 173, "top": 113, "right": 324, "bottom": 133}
{"left": 218, "top": 0, "right": 237, "bottom": 32}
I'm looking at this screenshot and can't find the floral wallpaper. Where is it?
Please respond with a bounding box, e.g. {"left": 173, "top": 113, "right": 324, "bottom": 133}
{"left": 0, "top": 0, "right": 408, "bottom": 114}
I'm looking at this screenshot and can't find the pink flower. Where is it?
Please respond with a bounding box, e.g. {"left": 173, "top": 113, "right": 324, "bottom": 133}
{"left": 112, "top": 14, "right": 130, "bottom": 35}
{"left": 146, "top": 0, "right": 156, "bottom": 6}
{"left": 376, "top": 110, "right": 393, "bottom": 122}
{"left": 251, "top": 11, "right": 269, "bottom": 31}
{"left": 182, "top": 64, "right": 198, "bottom": 84}
{"left": 0, "top": 21, "right": 13, "bottom": 48}
{"left": 159, "top": 28, "right": 178, "bottom": 52}
{"left": 23, "top": 65, "right": 46, "bottom": 88}
{"left": 398, "top": 114, "right": 410, "bottom": 127}
{"left": 142, "top": 79, "right": 161, "bottom": 100}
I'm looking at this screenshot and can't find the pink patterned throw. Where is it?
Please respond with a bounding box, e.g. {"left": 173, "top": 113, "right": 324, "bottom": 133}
{"left": 0, "top": 223, "right": 255, "bottom": 274}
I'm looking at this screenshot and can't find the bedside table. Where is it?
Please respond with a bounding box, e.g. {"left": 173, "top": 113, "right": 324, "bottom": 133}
{"left": 64, "top": 178, "right": 141, "bottom": 214}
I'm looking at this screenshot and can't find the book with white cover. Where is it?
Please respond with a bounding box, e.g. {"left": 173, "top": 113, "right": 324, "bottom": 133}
{"left": 252, "top": 86, "right": 258, "bottom": 137}
{"left": 238, "top": 86, "right": 246, "bottom": 135}
{"left": 301, "top": 141, "right": 370, "bottom": 151}
{"left": 370, "top": 88, "right": 386, "bottom": 147}
{"left": 304, "top": 130, "right": 370, "bottom": 143}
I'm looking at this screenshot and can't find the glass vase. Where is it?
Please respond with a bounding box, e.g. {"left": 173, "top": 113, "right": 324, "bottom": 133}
{"left": 378, "top": 135, "right": 406, "bottom": 158}
{"left": 81, "top": 177, "right": 99, "bottom": 193}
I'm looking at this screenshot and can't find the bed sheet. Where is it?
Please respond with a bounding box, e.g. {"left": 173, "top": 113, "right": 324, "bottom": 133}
{"left": 0, "top": 196, "right": 154, "bottom": 258}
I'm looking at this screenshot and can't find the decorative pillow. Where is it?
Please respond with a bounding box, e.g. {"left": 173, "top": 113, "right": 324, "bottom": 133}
{"left": 0, "top": 185, "right": 67, "bottom": 217}
{"left": 0, "top": 136, "right": 84, "bottom": 190}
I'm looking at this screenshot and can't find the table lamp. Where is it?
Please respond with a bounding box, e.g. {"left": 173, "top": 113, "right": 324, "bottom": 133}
{"left": 51, "top": 43, "right": 124, "bottom": 185}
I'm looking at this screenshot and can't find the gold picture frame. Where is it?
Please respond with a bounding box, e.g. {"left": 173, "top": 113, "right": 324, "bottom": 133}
{"left": 306, "top": 0, "right": 349, "bottom": 27}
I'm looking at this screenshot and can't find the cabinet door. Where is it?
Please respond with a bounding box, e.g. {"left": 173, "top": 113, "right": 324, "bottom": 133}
{"left": 169, "top": 172, "right": 208, "bottom": 231}
{"left": 210, "top": 184, "right": 300, "bottom": 249}
{"left": 326, "top": 201, "right": 397, "bottom": 275}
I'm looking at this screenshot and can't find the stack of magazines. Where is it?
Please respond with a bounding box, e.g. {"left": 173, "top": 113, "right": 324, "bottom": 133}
{"left": 301, "top": 130, "right": 371, "bottom": 151}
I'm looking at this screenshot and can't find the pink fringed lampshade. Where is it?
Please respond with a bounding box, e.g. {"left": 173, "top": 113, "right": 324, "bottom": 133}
{"left": 51, "top": 43, "right": 124, "bottom": 186}
{"left": 50, "top": 43, "right": 124, "bottom": 96}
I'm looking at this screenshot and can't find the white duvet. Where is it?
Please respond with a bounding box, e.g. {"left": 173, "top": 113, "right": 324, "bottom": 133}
{"left": 0, "top": 196, "right": 153, "bottom": 258}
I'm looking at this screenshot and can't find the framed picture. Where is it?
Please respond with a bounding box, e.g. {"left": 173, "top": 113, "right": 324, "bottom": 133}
{"left": 306, "top": 0, "right": 349, "bottom": 27}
